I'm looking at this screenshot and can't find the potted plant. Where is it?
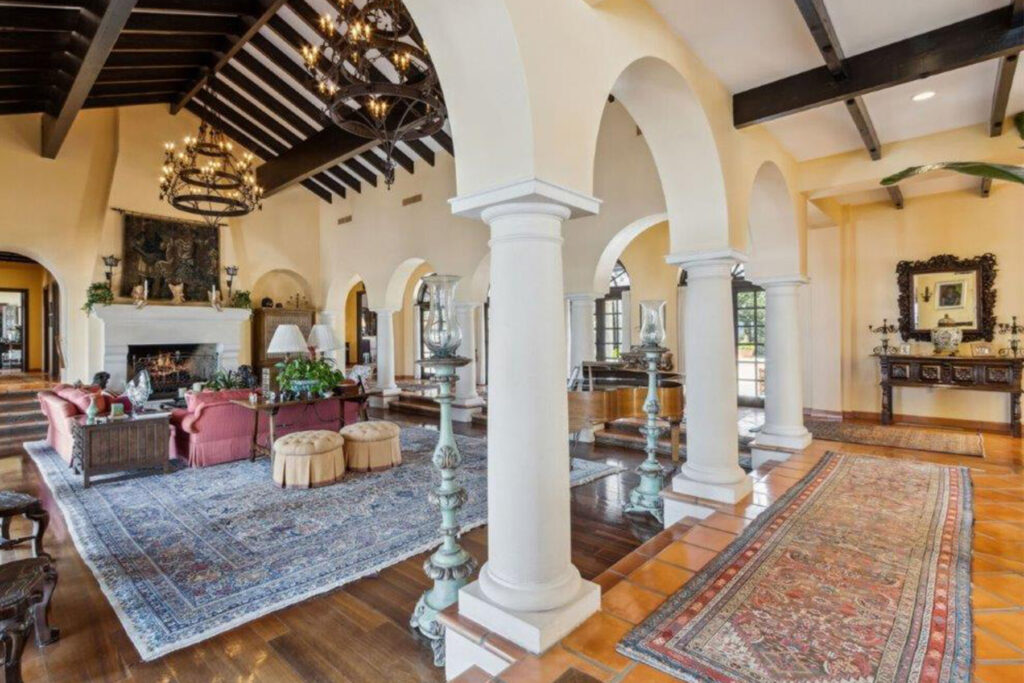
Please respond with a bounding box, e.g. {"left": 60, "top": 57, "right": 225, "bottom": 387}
{"left": 229, "top": 290, "right": 253, "bottom": 309}
{"left": 881, "top": 112, "right": 1024, "bottom": 189}
{"left": 275, "top": 357, "right": 345, "bottom": 398}
{"left": 82, "top": 281, "right": 114, "bottom": 313}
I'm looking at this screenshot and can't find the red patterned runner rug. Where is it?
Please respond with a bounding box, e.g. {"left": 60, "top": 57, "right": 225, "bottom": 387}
{"left": 618, "top": 453, "right": 973, "bottom": 682}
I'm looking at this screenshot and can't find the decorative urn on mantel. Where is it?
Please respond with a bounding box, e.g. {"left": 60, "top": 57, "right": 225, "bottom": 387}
{"left": 931, "top": 327, "right": 963, "bottom": 355}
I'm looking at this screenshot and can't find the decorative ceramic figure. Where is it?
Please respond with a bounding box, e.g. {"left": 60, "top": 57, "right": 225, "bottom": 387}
{"left": 209, "top": 287, "right": 223, "bottom": 312}
{"left": 125, "top": 369, "right": 153, "bottom": 412}
{"left": 168, "top": 282, "right": 186, "bottom": 304}
{"left": 130, "top": 283, "right": 147, "bottom": 310}
{"left": 931, "top": 326, "right": 963, "bottom": 355}
{"left": 85, "top": 395, "right": 99, "bottom": 424}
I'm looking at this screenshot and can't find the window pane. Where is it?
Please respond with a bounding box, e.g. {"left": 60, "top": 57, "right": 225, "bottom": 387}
{"left": 737, "top": 343, "right": 756, "bottom": 359}
{"left": 755, "top": 290, "right": 766, "bottom": 307}
{"left": 738, "top": 380, "right": 757, "bottom": 397}
{"left": 736, "top": 291, "right": 755, "bottom": 309}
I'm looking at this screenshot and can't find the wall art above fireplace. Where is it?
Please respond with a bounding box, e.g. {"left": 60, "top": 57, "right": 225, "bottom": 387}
{"left": 119, "top": 211, "right": 220, "bottom": 303}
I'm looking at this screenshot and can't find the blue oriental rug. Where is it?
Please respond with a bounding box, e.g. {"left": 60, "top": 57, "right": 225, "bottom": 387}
{"left": 25, "top": 427, "right": 619, "bottom": 661}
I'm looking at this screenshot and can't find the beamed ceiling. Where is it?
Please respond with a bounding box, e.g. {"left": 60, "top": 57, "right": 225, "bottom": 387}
{"left": 0, "top": 1, "right": 1021, "bottom": 209}
{"left": 0, "top": 0, "right": 454, "bottom": 203}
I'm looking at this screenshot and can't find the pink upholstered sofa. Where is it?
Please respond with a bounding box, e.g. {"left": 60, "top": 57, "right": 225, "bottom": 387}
{"left": 37, "top": 384, "right": 146, "bottom": 464}
{"left": 170, "top": 389, "right": 360, "bottom": 468}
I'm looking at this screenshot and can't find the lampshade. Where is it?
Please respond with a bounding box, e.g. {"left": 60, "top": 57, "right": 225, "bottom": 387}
{"left": 307, "top": 324, "right": 340, "bottom": 352}
{"left": 267, "top": 324, "right": 308, "bottom": 355}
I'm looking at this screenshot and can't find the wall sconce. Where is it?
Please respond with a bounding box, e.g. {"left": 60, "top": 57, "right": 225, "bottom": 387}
{"left": 224, "top": 265, "right": 239, "bottom": 297}
{"left": 921, "top": 286, "right": 932, "bottom": 303}
{"left": 102, "top": 255, "right": 121, "bottom": 284}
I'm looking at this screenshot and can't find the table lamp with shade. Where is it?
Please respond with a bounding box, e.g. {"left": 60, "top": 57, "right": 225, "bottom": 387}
{"left": 307, "top": 324, "right": 340, "bottom": 359}
{"left": 267, "top": 324, "right": 309, "bottom": 358}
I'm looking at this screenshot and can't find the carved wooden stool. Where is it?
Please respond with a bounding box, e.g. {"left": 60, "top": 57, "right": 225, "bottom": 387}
{"left": 0, "top": 492, "right": 49, "bottom": 559}
{"left": 0, "top": 557, "right": 59, "bottom": 683}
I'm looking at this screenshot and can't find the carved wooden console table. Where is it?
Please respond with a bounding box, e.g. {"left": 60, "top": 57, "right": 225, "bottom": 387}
{"left": 876, "top": 354, "right": 1023, "bottom": 437}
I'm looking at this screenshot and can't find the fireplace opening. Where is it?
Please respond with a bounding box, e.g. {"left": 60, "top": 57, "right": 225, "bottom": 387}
{"left": 127, "top": 344, "right": 219, "bottom": 399}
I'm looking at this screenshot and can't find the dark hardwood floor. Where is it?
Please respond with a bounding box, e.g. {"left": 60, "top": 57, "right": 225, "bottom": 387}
{"left": 2, "top": 409, "right": 659, "bottom": 682}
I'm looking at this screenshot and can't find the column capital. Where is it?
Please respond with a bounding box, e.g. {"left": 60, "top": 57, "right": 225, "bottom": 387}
{"left": 753, "top": 274, "right": 810, "bottom": 289}
{"left": 450, "top": 177, "right": 601, "bottom": 220}
{"left": 665, "top": 247, "right": 746, "bottom": 270}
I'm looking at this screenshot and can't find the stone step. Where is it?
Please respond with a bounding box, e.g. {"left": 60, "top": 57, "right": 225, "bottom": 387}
{"left": 0, "top": 408, "right": 45, "bottom": 425}
{"left": 388, "top": 400, "right": 440, "bottom": 418}
{"left": 0, "top": 390, "right": 42, "bottom": 404}
{"left": 0, "top": 420, "right": 49, "bottom": 439}
{"left": 470, "top": 411, "right": 488, "bottom": 426}
{"left": 0, "top": 399, "right": 40, "bottom": 414}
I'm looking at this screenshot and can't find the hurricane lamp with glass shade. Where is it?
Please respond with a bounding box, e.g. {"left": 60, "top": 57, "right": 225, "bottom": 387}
{"left": 307, "top": 324, "right": 340, "bottom": 358}
{"left": 623, "top": 300, "right": 670, "bottom": 523}
{"left": 409, "top": 274, "right": 476, "bottom": 667}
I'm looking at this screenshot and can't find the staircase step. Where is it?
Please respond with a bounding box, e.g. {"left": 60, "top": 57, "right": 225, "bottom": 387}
{"left": 388, "top": 400, "right": 440, "bottom": 418}
{"left": 0, "top": 420, "right": 49, "bottom": 439}
{"left": 0, "top": 399, "right": 41, "bottom": 413}
{"left": 470, "top": 412, "right": 488, "bottom": 426}
{"left": 0, "top": 409, "right": 45, "bottom": 425}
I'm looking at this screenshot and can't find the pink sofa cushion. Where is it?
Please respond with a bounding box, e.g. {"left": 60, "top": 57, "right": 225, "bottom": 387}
{"left": 55, "top": 386, "right": 107, "bottom": 415}
{"left": 185, "top": 389, "right": 254, "bottom": 412}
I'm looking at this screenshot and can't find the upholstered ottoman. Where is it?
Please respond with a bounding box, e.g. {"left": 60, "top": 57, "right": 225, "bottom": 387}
{"left": 339, "top": 421, "right": 402, "bottom": 471}
{"left": 272, "top": 430, "right": 346, "bottom": 489}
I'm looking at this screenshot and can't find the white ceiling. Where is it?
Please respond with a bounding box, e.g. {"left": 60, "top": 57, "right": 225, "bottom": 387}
{"left": 648, "top": 0, "right": 1022, "bottom": 163}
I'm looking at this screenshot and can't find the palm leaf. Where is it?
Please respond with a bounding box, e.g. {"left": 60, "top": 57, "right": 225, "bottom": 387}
{"left": 880, "top": 162, "right": 1024, "bottom": 186}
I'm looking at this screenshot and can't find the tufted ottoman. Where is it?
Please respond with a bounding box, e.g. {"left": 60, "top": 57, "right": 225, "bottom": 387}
{"left": 339, "top": 421, "right": 402, "bottom": 472}
{"left": 272, "top": 430, "right": 346, "bottom": 489}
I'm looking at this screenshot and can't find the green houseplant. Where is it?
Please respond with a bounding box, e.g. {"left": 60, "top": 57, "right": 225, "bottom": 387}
{"left": 82, "top": 281, "right": 114, "bottom": 313}
{"left": 881, "top": 112, "right": 1024, "bottom": 188}
{"left": 229, "top": 290, "right": 253, "bottom": 309}
{"left": 275, "top": 357, "right": 345, "bottom": 396}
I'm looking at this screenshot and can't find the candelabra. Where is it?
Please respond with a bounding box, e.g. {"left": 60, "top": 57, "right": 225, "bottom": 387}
{"left": 410, "top": 275, "right": 475, "bottom": 667}
{"left": 624, "top": 300, "right": 670, "bottom": 523}
{"left": 224, "top": 265, "right": 238, "bottom": 298}
{"left": 869, "top": 318, "right": 899, "bottom": 355}
{"left": 102, "top": 255, "right": 120, "bottom": 285}
{"left": 998, "top": 316, "right": 1023, "bottom": 357}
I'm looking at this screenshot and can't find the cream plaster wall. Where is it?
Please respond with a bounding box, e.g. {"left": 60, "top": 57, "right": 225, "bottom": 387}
{"left": 0, "top": 105, "right": 326, "bottom": 381}
{"left": 831, "top": 185, "right": 1024, "bottom": 426}
{"left": 616, "top": 222, "right": 680, "bottom": 363}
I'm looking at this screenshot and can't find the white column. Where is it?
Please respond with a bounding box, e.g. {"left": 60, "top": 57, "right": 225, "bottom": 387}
{"left": 620, "top": 289, "right": 633, "bottom": 349}
{"left": 752, "top": 277, "right": 812, "bottom": 466}
{"left": 452, "top": 302, "right": 484, "bottom": 421}
{"left": 565, "top": 293, "right": 597, "bottom": 378}
{"left": 370, "top": 307, "right": 399, "bottom": 407}
{"left": 476, "top": 305, "right": 488, "bottom": 386}
{"left": 454, "top": 197, "right": 599, "bottom": 656}
{"left": 670, "top": 251, "right": 752, "bottom": 504}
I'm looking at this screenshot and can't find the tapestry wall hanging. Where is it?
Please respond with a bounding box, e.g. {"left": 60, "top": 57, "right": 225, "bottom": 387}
{"left": 119, "top": 212, "right": 220, "bottom": 302}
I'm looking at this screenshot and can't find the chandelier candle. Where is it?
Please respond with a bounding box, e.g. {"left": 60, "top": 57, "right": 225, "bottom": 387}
{"left": 409, "top": 275, "right": 476, "bottom": 667}
{"left": 624, "top": 300, "right": 670, "bottom": 523}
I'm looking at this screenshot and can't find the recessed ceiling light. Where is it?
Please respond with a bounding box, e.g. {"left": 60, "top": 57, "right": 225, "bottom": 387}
{"left": 912, "top": 91, "right": 936, "bottom": 102}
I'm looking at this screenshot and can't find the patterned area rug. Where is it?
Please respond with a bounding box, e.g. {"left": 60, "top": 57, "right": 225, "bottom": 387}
{"left": 25, "top": 427, "right": 619, "bottom": 661}
{"left": 807, "top": 419, "right": 984, "bottom": 457}
{"left": 619, "top": 453, "right": 973, "bottom": 682}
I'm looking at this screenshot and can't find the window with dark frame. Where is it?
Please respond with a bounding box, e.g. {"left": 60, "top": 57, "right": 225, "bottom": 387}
{"left": 595, "top": 261, "right": 630, "bottom": 361}
{"left": 416, "top": 276, "right": 437, "bottom": 378}
{"left": 732, "top": 264, "right": 766, "bottom": 406}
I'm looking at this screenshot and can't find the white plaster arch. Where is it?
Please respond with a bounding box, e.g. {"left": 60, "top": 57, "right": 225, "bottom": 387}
{"left": 402, "top": 0, "right": 535, "bottom": 195}
{"left": 381, "top": 257, "right": 427, "bottom": 311}
{"left": 0, "top": 245, "right": 69, "bottom": 380}
{"left": 463, "top": 252, "right": 491, "bottom": 304}
{"left": 591, "top": 212, "right": 668, "bottom": 295}
{"left": 324, "top": 273, "right": 365, "bottom": 312}
{"left": 251, "top": 268, "right": 314, "bottom": 307}
{"left": 745, "top": 161, "right": 801, "bottom": 281}
{"left": 609, "top": 57, "right": 729, "bottom": 254}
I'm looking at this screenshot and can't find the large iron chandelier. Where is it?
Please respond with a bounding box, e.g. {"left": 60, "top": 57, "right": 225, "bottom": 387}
{"left": 159, "top": 86, "right": 263, "bottom": 226}
{"left": 301, "top": 0, "right": 446, "bottom": 188}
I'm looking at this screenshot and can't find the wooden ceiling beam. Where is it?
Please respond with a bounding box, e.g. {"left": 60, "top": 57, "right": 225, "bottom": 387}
{"left": 735, "top": 7, "right": 1024, "bottom": 127}
{"left": 83, "top": 91, "right": 174, "bottom": 109}
{"left": 886, "top": 185, "right": 904, "bottom": 210}
{"left": 0, "top": 101, "right": 47, "bottom": 115}
{"left": 170, "top": 0, "right": 289, "bottom": 114}
{"left": 0, "top": 32, "right": 71, "bottom": 51}
{"left": 113, "top": 32, "right": 224, "bottom": 51}
{"left": 257, "top": 124, "right": 378, "bottom": 196}
{"left": 220, "top": 61, "right": 317, "bottom": 137}
{"left": 90, "top": 80, "right": 185, "bottom": 97}
{"left": 989, "top": 54, "right": 1019, "bottom": 136}
{"left": 103, "top": 50, "right": 207, "bottom": 67}
{"left": 135, "top": 0, "right": 256, "bottom": 13}
{"left": 41, "top": 0, "right": 138, "bottom": 159}
{"left": 405, "top": 139, "right": 434, "bottom": 166}
{"left": 124, "top": 12, "right": 243, "bottom": 35}
{"left": 96, "top": 65, "right": 199, "bottom": 83}
{"left": 343, "top": 158, "right": 377, "bottom": 187}
{"left": 0, "top": 6, "right": 79, "bottom": 31}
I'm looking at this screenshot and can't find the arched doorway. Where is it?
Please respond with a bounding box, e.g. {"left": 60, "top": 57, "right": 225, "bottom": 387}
{"left": 0, "top": 251, "right": 60, "bottom": 378}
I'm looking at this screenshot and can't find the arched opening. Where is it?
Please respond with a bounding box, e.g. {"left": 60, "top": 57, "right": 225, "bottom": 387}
{"left": 251, "top": 268, "right": 314, "bottom": 309}
{"left": 0, "top": 251, "right": 61, "bottom": 380}
{"left": 344, "top": 281, "right": 375, "bottom": 366}
{"left": 746, "top": 161, "right": 800, "bottom": 281}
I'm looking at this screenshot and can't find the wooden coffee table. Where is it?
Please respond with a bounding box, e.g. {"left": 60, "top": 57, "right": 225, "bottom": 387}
{"left": 70, "top": 413, "right": 170, "bottom": 488}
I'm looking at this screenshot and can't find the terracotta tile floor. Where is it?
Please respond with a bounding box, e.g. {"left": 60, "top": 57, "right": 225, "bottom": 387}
{"left": 453, "top": 433, "right": 1024, "bottom": 682}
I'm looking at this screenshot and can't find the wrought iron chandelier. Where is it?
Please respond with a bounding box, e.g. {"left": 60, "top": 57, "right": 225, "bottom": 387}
{"left": 301, "top": 0, "right": 446, "bottom": 188}
{"left": 159, "top": 85, "right": 263, "bottom": 226}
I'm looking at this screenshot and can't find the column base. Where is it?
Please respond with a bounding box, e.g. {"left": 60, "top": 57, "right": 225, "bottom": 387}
{"left": 750, "top": 445, "right": 802, "bottom": 470}
{"left": 369, "top": 388, "right": 400, "bottom": 408}
{"left": 457, "top": 578, "right": 600, "bottom": 654}
{"left": 451, "top": 396, "right": 486, "bottom": 423}
{"left": 671, "top": 469, "right": 753, "bottom": 504}
{"left": 661, "top": 489, "right": 716, "bottom": 527}
{"left": 753, "top": 426, "right": 812, "bottom": 452}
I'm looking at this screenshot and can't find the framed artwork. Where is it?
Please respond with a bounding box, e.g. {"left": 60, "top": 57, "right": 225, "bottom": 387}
{"left": 119, "top": 212, "right": 220, "bottom": 302}
{"left": 971, "top": 342, "right": 993, "bottom": 357}
{"left": 936, "top": 280, "right": 965, "bottom": 310}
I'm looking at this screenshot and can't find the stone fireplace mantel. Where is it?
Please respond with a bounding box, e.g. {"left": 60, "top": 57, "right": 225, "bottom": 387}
{"left": 94, "top": 304, "right": 252, "bottom": 390}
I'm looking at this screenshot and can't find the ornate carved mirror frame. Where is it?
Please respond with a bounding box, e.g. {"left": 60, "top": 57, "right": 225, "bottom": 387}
{"left": 896, "top": 253, "right": 997, "bottom": 342}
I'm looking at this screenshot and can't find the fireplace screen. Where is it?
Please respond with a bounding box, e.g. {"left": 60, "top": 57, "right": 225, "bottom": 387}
{"left": 127, "top": 344, "right": 219, "bottom": 399}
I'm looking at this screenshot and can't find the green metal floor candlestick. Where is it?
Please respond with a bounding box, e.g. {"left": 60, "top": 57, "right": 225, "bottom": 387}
{"left": 410, "top": 356, "right": 477, "bottom": 667}
{"left": 624, "top": 345, "right": 669, "bottom": 523}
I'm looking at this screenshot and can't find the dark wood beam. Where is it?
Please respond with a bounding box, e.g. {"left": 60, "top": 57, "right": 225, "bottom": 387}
{"left": 171, "top": 0, "right": 288, "bottom": 114}
{"left": 433, "top": 129, "right": 454, "bottom": 156}
{"left": 0, "top": 6, "right": 79, "bottom": 31}
{"left": 257, "top": 125, "right": 378, "bottom": 196}
{"left": 300, "top": 177, "right": 332, "bottom": 203}
{"left": 114, "top": 32, "right": 224, "bottom": 51}
{"left": 887, "top": 185, "right": 904, "bottom": 210}
{"left": 41, "top": 0, "right": 138, "bottom": 159}
{"left": 989, "top": 54, "right": 1019, "bottom": 136}
{"left": 735, "top": 8, "right": 1024, "bottom": 127}
{"left": 135, "top": 0, "right": 256, "bottom": 13}
{"left": 980, "top": 177, "right": 993, "bottom": 197}
{"left": 324, "top": 165, "right": 360, "bottom": 193}
{"left": 90, "top": 80, "right": 185, "bottom": 97}
{"left": 124, "top": 12, "right": 242, "bottom": 34}
{"left": 343, "top": 158, "right": 377, "bottom": 187}
{"left": 792, "top": 0, "right": 845, "bottom": 76}
{"left": 844, "top": 96, "right": 882, "bottom": 160}
{"left": 405, "top": 139, "right": 434, "bottom": 166}
{"left": 104, "top": 50, "right": 208, "bottom": 67}
{"left": 83, "top": 91, "right": 174, "bottom": 109}
{"left": 97, "top": 65, "right": 199, "bottom": 83}
{"left": 314, "top": 172, "right": 348, "bottom": 198}
{"left": 0, "top": 33, "right": 71, "bottom": 52}
{"left": 0, "top": 101, "right": 46, "bottom": 115}
{"left": 220, "top": 61, "right": 317, "bottom": 136}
